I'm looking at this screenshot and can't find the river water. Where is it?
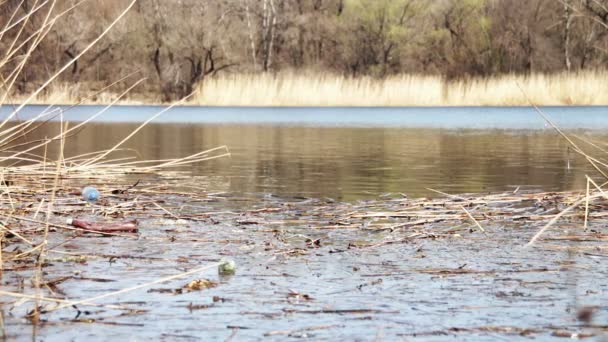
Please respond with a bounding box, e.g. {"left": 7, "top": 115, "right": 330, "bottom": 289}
{"left": 3, "top": 105, "right": 608, "bottom": 341}
{"left": 6, "top": 105, "right": 607, "bottom": 199}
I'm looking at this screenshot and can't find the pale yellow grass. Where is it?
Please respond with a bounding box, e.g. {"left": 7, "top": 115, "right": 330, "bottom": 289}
{"left": 193, "top": 70, "right": 608, "bottom": 106}
{"left": 7, "top": 70, "right": 608, "bottom": 106}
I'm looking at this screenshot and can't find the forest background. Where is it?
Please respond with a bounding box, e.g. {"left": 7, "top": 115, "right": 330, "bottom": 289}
{"left": 2, "top": 0, "right": 608, "bottom": 105}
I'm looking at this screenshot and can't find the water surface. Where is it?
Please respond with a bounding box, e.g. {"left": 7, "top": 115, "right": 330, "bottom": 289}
{"left": 8, "top": 105, "right": 606, "bottom": 200}
{"left": 3, "top": 105, "right": 608, "bottom": 340}
{"left": 5, "top": 104, "right": 608, "bottom": 129}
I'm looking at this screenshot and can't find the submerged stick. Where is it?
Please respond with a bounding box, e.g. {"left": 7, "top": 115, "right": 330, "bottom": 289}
{"left": 68, "top": 218, "right": 138, "bottom": 234}
{"left": 33, "top": 119, "right": 67, "bottom": 320}
{"left": 0, "top": 214, "right": 137, "bottom": 238}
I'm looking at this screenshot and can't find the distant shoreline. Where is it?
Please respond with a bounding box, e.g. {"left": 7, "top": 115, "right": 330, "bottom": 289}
{"left": 4, "top": 105, "right": 608, "bottom": 131}
{"left": 8, "top": 71, "right": 608, "bottom": 107}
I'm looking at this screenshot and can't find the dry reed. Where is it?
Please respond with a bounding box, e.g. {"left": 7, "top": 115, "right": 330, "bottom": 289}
{"left": 0, "top": 0, "right": 231, "bottom": 323}
{"left": 191, "top": 70, "right": 608, "bottom": 107}
{"left": 8, "top": 70, "right": 608, "bottom": 107}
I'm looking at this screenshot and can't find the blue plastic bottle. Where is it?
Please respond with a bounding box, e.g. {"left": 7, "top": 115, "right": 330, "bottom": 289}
{"left": 82, "top": 186, "right": 100, "bottom": 202}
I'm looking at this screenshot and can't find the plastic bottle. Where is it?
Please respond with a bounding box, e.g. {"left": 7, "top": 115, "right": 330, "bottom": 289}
{"left": 82, "top": 186, "right": 100, "bottom": 202}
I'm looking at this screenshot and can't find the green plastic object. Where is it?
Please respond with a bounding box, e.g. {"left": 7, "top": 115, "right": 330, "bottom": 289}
{"left": 218, "top": 258, "right": 236, "bottom": 275}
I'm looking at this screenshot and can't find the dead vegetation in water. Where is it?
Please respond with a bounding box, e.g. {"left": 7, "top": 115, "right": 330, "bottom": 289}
{"left": 2, "top": 165, "right": 607, "bottom": 321}
{"left": 1, "top": 119, "right": 607, "bottom": 337}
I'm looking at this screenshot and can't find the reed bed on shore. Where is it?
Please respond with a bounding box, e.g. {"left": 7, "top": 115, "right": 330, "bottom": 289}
{"left": 192, "top": 70, "right": 608, "bottom": 107}
{"left": 8, "top": 70, "right": 608, "bottom": 107}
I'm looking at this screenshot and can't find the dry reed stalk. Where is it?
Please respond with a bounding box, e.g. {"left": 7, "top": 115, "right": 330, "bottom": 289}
{"left": 0, "top": 107, "right": 62, "bottom": 143}
{"left": 61, "top": 147, "right": 141, "bottom": 164}
{"left": 461, "top": 205, "right": 485, "bottom": 233}
{"left": 0, "top": 0, "right": 57, "bottom": 112}
{"left": 0, "top": 170, "right": 14, "bottom": 212}
{"left": 517, "top": 83, "right": 608, "bottom": 180}
{"left": 43, "top": 262, "right": 221, "bottom": 313}
{"left": 0, "top": 290, "right": 142, "bottom": 312}
{"left": 75, "top": 93, "right": 194, "bottom": 169}
{"left": 426, "top": 188, "right": 467, "bottom": 201}
{"left": 0, "top": 78, "right": 145, "bottom": 162}
{"left": 526, "top": 194, "right": 603, "bottom": 247}
{"left": 11, "top": 243, "right": 44, "bottom": 260}
{"left": 0, "top": 306, "right": 4, "bottom": 340}
{"left": 0, "top": 0, "right": 31, "bottom": 43}
{"left": 572, "top": 134, "right": 608, "bottom": 155}
{"left": 32, "top": 198, "right": 44, "bottom": 220}
{"left": 586, "top": 178, "right": 608, "bottom": 208}
{"left": 0, "top": 228, "right": 3, "bottom": 273}
{"left": 0, "top": 0, "right": 136, "bottom": 130}
{"left": 153, "top": 202, "right": 181, "bottom": 220}
{"left": 0, "top": 70, "right": 142, "bottom": 152}
{"left": 82, "top": 146, "right": 230, "bottom": 172}
{"left": 31, "top": 119, "right": 66, "bottom": 320}
{"left": 139, "top": 146, "right": 231, "bottom": 171}
{"left": 42, "top": 136, "right": 47, "bottom": 178}
{"left": 585, "top": 177, "right": 590, "bottom": 229}
{"left": 0, "top": 222, "right": 33, "bottom": 245}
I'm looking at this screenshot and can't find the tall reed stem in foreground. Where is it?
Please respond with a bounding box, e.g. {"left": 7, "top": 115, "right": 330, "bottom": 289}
{"left": 0, "top": 2, "right": 232, "bottom": 324}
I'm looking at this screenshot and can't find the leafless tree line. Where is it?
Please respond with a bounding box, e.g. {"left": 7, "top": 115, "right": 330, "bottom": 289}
{"left": 1, "top": 0, "right": 608, "bottom": 100}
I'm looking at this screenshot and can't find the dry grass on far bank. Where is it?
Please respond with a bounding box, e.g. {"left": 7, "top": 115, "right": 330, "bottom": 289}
{"left": 9, "top": 70, "right": 608, "bottom": 107}
{"left": 192, "top": 70, "right": 608, "bottom": 106}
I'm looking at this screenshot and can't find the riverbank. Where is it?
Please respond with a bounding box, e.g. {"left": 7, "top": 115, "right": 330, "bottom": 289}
{"left": 8, "top": 70, "right": 608, "bottom": 107}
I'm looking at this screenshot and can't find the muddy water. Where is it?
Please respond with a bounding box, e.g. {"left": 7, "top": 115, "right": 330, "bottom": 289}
{"left": 2, "top": 106, "right": 608, "bottom": 340}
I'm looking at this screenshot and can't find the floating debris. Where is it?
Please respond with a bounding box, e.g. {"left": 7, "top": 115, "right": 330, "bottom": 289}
{"left": 218, "top": 258, "right": 236, "bottom": 275}
{"left": 184, "top": 279, "right": 218, "bottom": 291}
{"left": 2, "top": 168, "right": 607, "bottom": 341}
{"left": 67, "top": 217, "right": 139, "bottom": 234}
{"left": 81, "top": 186, "right": 100, "bottom": 202}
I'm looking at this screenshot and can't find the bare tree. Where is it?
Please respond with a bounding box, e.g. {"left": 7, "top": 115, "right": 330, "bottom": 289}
{"left": 564, "top": 0, "right": 573, "bottom": 71}
{"left": 3, "top": 0, "right": 608, "bottom": 101}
